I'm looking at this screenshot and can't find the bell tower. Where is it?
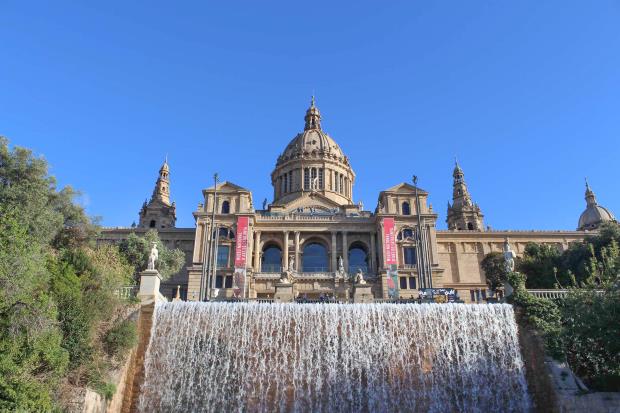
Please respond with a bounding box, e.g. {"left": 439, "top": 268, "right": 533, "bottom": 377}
{"left": 138, "top": 158, "right": 177, "bottom": 229}
{"left": 446, "top": 160, "right": 484, "bottom": 231}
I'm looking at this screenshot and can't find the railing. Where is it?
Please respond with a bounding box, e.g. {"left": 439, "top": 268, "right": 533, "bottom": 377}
{"left": 527, "top": 289, "right": 605, "bottom": 299}
{"left": 375, "top": 298, "right": 420, "bottom": 304}
{"left": 527, "top": 289, "right": 569, "bottom": 299}
{"left": 116, "top": 286, "right": 138, "bottom": 300}
{"left": 399, "top": 264, "right": 417, "bottom": 269}
{"left": 348, "top": 265, "right": 368, "bottom": 274}
{"left": 222, "top": 298, "right": 275, "bottom": 304}
{"left": 260, "top": 264, "right": 282, "bottom": 273}
{"left": 301, "top": 266, "right": 329, "bottom": 272}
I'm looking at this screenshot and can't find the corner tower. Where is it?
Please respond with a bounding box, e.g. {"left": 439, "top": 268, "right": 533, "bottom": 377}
{"left": 270, "top": 97, "right": 355, "bottom": 206}
{"left": 446, "top": 160, "right": 484, "bottom": 231}
{"left": 138, "top": 158, "right": 177, "bottom": 229}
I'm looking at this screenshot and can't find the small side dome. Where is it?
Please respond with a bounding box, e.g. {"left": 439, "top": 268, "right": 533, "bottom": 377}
{"left": 577, "top": 181, "right": 615, "bottom": 230}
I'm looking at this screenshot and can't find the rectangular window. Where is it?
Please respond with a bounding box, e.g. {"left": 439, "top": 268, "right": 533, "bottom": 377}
{"left": 288, "top": 171, "right": 293, "bottom": 192}
{"left": 481, "top": 289, "right": 487, "bottom": 299}
{"left": 225, "top": 275, "right": 233, "bottom": 288}
{"left": 304, "top": 168, "right": 310, "bottom": 190}
{"left": 403, "top": 247, "right": 416, "bottom": 266}
{"left": 399, "top": 277, "right": 407, "bottom": 289}
{"left": 470, "top": 290, "right": 476, "bottom": 302}
{"left": 340, "top": 175, "right": 344, "bottom": 194}
{"left": 318, "top": 168, "right": 324, "bottom": 189}
{"left": 215, "top": 275, "right": 223, "bottom": 288}
{"left": 408, "top": 277, "right": 416, "bottom": 289}
{"left": 217, "top": 245, "right": 230, "bottom": 268}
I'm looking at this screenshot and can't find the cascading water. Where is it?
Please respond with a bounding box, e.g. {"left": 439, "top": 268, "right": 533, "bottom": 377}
{"left": 138, "top": 302, "right": 530, "bottom": 412}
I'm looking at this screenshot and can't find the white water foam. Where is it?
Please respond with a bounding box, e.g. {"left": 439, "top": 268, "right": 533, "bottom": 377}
{"left": 138, "top": 302, "right": 530, "bottom": 412}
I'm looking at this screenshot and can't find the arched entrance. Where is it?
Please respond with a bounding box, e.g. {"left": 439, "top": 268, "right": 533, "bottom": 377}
{"left": 348, "top": 242, "right": 368, "bottom": 274}
{"left": 261, "top": 244, "right": 282, "bottom": 273}
{"left": 302, "top": 242, "right": 328, "bottom": 272}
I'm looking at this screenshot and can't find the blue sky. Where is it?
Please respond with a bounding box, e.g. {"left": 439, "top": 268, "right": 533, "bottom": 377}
{"left": 1, "top": 1, "right": 619, "bottom": 230}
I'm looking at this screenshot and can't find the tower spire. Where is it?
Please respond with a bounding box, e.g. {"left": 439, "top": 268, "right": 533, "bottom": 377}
{"left": 153, "top": 158, "right": 171, "bottom": 206}
{"left": 304, "top": 96, "right": 321, "bottom": 131}
{"left": 446, "top": 161, "right": 484, "bottom": 231}
{"left": 585, "top": 177, "right": 596, "bottom": 206}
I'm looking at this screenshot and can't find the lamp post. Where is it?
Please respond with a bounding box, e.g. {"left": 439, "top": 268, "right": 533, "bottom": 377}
{"left": 413, "top": 175, "right": 430, "bottom": 292}
{"left": 204, "top": 173, "right": 219, "bottom": 300}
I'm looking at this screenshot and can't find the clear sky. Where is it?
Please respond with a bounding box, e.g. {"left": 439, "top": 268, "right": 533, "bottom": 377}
{"left": 1, "top": 1, "right": 619, "bottom": 230}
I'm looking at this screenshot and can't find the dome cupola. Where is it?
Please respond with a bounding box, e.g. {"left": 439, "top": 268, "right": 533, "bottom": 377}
{"left": 577, "top": 180, "right": 615, "bottom": 231}
{"left": 270, "top": 97, "right": 356, "bottom": 207}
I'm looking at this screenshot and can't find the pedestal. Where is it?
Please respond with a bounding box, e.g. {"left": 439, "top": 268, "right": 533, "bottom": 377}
{"left": 274, "top": 282, "right": 294, "bottom": 303}
{"left": 138, "top": 269, "right": 164, "bottom": 304}
{"left": 353, "top": 284, "right": 374, "bottom": 303}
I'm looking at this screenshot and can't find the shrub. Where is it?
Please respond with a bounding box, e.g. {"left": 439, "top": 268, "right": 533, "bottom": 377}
{"left": 104, "top": 320, "right": 138, "bottom": 359}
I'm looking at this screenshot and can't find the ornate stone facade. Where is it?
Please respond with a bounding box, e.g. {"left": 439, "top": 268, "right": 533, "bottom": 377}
{"left": 101, "top": 98, "right": 615, "bottom": 302}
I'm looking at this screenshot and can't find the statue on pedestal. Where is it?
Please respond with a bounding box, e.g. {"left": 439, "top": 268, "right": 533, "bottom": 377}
{"left": 289, "top": 255, "right": 296, "bottom": 272}
{"left": 355, "top": 268, "right": 366, "bottom": 285}
{"left": 147, "top": 242, "right": 158, "bottom": 270}
{"left": 503, "top": 238, "right": 516, "bottom": 273}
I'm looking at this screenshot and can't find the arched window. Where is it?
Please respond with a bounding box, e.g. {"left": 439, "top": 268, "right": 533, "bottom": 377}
{"left": 221, "top": 200, "right": 230, "bottom": 214}
{"left": 149, "top": 220, "right": 156, "bottom": 228}
{"left": 261, "top": 245, "right": 282, "bottom": 273}
{"left": 348, "top": 243, "right": 368, "bottom": 274}
{"left": 402, "top": 202, "right": 411, "bottom": 215}
{"left": 398, "top": 228, "right": 414, "bottom": 240}
{"left": 302, "top": 243, "right": 328, "bottom": 272}
{"left": 467, "top": 222, "right": 474, "bottom": 230}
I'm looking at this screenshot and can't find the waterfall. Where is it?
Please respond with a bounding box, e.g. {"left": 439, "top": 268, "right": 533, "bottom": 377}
{"left": 138, "top": 303, "right": 530, "bottom": 412}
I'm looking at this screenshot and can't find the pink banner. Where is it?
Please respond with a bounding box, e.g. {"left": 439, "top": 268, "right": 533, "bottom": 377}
{"left": 383, "top": 218, "right": 397, "bottom": 265}
{"left": 233, "top": 216, "right": 249, "bottom": 298}
{"left": 234, "top": 216, "right": 249, "bottom": 267}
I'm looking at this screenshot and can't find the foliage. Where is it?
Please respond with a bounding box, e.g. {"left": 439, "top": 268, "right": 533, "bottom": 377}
{"left": 507, "top": 272, "right": 564, "bottom": 359}
{"left": 561, "top": 287, "right": 620, "bottom": 391}
{"left": 0, "top": 137, "right": 136, "bottom": 409}
{"left": 480, "top": 252, "right": 507, "bottom": 291}
{"left": 509, "top": 222, "right": 620, "bottom": 391}
{"left": 517, "top": 243, "right": 562, "bottom": 288}
{"left": 119, "top": 229, "right": 185, "bottom": 281}
{"left": 104, "top": 320, "right": 138, "bottom": 359}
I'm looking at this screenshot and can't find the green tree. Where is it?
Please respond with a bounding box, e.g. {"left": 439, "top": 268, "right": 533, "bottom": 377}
{"left": 0, "top": 137, "right": 137, "bottom": 409}
{"left": 119, "top": 229, "right": 185, "bottom": 282}
{"left": 480, "top": 252, "right": 507, "bottom": 292}
{"left": 517, "top": 242, "right": 562, "bottom": 288}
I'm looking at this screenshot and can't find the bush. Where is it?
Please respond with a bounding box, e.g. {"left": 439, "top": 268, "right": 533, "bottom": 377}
{"left": 561, "top": 288, "right": 620, "bottom": 391}
{"left": 104, "top": 320, "right": 138, "bottom": 359}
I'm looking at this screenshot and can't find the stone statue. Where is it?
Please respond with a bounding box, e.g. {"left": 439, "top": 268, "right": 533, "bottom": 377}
{"left": 147, "top": 242, "right": 158, "bottom": 270}
{"left": 311, "top": 177, "right": 319, "bottom": 192}
{"left": 503, "top": 238, "right": 516, "bottom": 273}
{"left": 358, "top": 201, "right": 364, "bottom": 211}
{"left": 338, "top": 256, "right": 344, "bottom": 274}
{"left": 288, "top": 255, "right": 295, "bottom": 272}
{"left": 355, "top": 268, "right": 366, "bottom": 285}
{"left": 262, "top": 198, "right": 267, "bottom": 210}
{"left": 279, "top": 269, "right": 293, "bottom": 284}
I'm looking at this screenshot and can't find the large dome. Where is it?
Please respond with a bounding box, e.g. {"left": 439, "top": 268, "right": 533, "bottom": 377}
{"left": 577, "top": 182, "right": 615, "bottom": 230}
{"left": 270, "top": 98, "right": 355, "bottom": 206}
{"left": 277, "top": 129, "right": 348, "bottom": 166}
{"left": 276, "top": 99, "right": 349, "bottom": 167}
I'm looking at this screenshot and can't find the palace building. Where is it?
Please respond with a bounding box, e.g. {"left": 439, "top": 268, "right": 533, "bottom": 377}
{"left": 100, "top": 99, "right": 615, "bottom": 302}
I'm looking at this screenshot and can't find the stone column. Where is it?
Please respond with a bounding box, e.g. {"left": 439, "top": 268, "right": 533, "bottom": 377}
{"left": 283, "top": 231, "right": 289, "bottom": 270}
{"left": 253, "top": 231, "right": 261, "bottom": 272}
{"left": 342, "top": 231, "right": 348, "bottom": 272}
{"left": 370, "top": 232, "right": 376, "bottom": 274}
{"left": 294, "top": 231, "right": 300, "bottom": 271}
{"left": 331, "top": 231, "right": 337, "bottom": 272}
